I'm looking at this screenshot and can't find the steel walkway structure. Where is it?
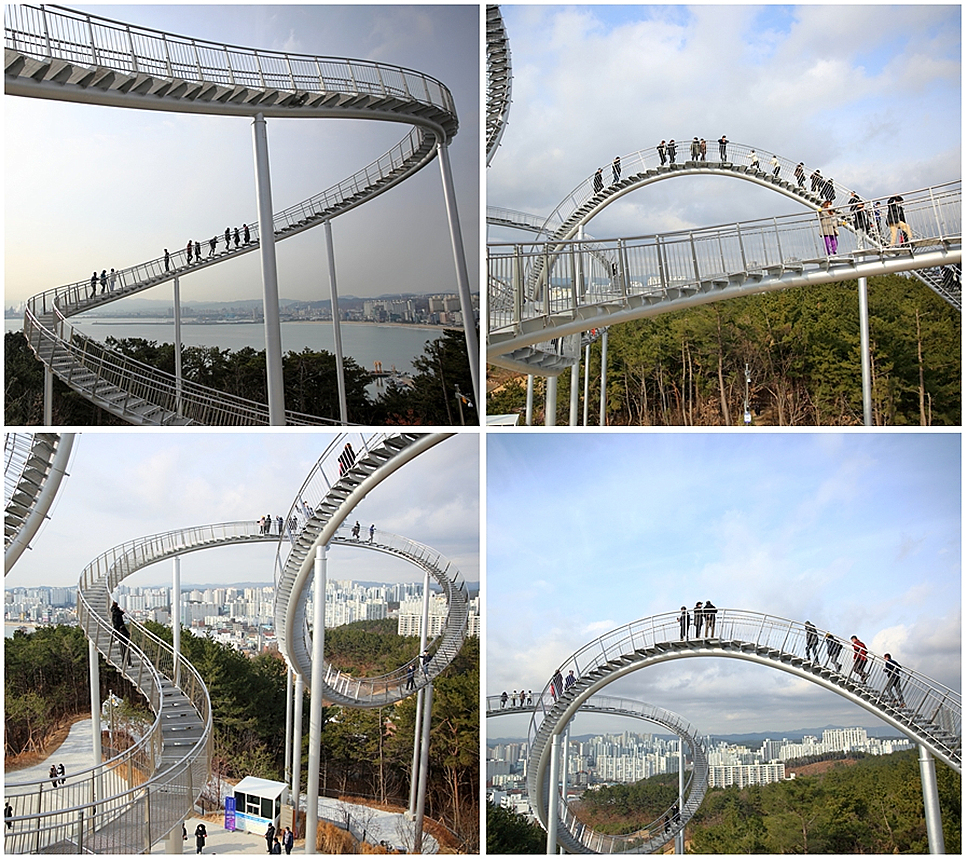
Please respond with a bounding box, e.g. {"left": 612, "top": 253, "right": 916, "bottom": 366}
{"left": 485, "top": 5, "right": 512, "bottom": 167}
{"left": 524, "top": 610, "right": 960, "bottom": 854}
{"left": 4, "top": 432, "right": 74, "bottom": 574}
{"left": 3, "top": 522, "right": 276, "bottom": 853}
{"left": 488, "top": 694, "right": 709, "bottom": 854}
{"left": 274, "top": 432, "right": 469, "bottom": 705}
{"left": 5, "top": 3, "right": 465, "bottom": 425}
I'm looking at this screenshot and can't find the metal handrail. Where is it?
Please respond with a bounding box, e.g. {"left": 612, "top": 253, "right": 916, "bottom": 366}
{"left": 489, "top": 181, "right": 962, "bottom": 337}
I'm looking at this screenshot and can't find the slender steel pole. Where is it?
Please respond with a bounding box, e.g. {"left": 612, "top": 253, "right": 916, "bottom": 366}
{"left": 545, "top": 376, "right": 557, "bottom": 426}
{"left": 172, "top": 557, "right": 181, "bottom": 687}
{"left": 546, "top": 732, "right": 561, "bottom": 854}
{"left": 43, "top": 366, "right": 53, "bottom": 426}
{"left": 324, "top": 220, "right": 348, "bottom": 424}
{"left": 857, "top": 276, "right": 873, "bottom": 426}
{"left": 305, "top": 545, "right": 327, "bottom": 854}
{"left": 599, "top": 329, "right": 609, "bottom": 425}
{"left": 409, "top": 566, "right": 433, "bottom": 815}
{"left": 525, "top": 376, "right": 534, "bottom": 426}
{"left": 173, "top": 275, "right": 183, "bottom": 417}
{"left": 251, "top": 112, "right": 286, "bottom": 425}
{"left": 436, "top": 141, "right": 480, "bottom": 408}
{"left": 88, "top": 640, "right": 103, "bottom": 811}
{"left": 284, "top": 667, "right": 293, "bottom": 786}
{"left": 583, "top": 344, "right": 590, "bottom": 425}
{"left": 675, "top": 739, "right": 684, "bottom": 853}
{"left": 412, "top": 683, "right": 434, "bottom": 853}
{"left": 569, "top": 362, "right": 579, "bottom": 425}
{"left": 291, "top": 674, "right": 304, "bottom": 834}
{"left": 918, "top": 744, "right": 945, "bottom": 854}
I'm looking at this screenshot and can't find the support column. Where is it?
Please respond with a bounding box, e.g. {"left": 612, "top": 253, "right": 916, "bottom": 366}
{"left": 284, "top": 667, "right": 293, "bottom": 786}
{"left": 675, "top": 739, "right": 684, "bottom": 854}
{"left": 173, "top": 275, "right": 183, "bottom": 417}
{"left": 165, "top": 825, "right": 183, "bottom": 854}
{"left": 546, "top": 732, "right": 561, "bottom": 854}
{"left": 525, "top": 376, "right": 534, "bottom": 426}
{"left": 918, "top": 744, "right": 945, "bottom": 854}
{"left": 304, "top": 546, "right": 327, "bottom": 854}
{"left": 412, "top": 683, "right": 433, "bottom": 854}
{"left": 172, "top": 557, "right": 181, "bottom": 687}
{"left": 409, "top": 567, "right": 433, "bottom": 815}
{"left": 582, "top": 344, "right": 590, "bottom": 426}
{"left": 251, "top": 112, "right": 286, "bottom": 425}
{"left": 324, "top": 220, "right": 348, "bottom": 424}
{"left": 436, "top": 141, "right": 480, "bottom": 408}
{"left": 545, "top": 376, "right": 557, "bottom": 426}
{"left": 569, "top": 362, "right": 579, "bottom": 426}
{"left": 599, "top": 329, "right": 609, "bottom": 426}
{"left": 291, "top": 674, "right": 304, "bottom": 835}
{"left": 858, "top": 276, "right": 873, "bottom": 426}
{"left": 88, "top": 640, "right": 103, "bottom": 805}
{"left": 44, "top": 366, "right": 53, "bottom": 426}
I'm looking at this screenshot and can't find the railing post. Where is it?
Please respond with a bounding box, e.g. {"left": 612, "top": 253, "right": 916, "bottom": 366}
{"left": 736, "top": 222, "right": 748, "bottom": 271}
{"left": 656, "top": 236, "right": 668, "bottom": 295}
{"left": 86, "top": 14, "right": 97, "bottom": 65}
{"left": 161, "top": 33, "right": 172, "bottom": 77}
{"left": 689, "top": 232, "right": 700, "bottom": 285}
{"left": 512, "top": 246, "right": 523, "bottom": 328}
{"left": 126, "top": 25, "right": 137, "bottom": 73}
{"left": 773, "top": 217, "right": 784, "bottom": 265}
{"left": 41, "top": 5, "right": 52, "bottom": 57}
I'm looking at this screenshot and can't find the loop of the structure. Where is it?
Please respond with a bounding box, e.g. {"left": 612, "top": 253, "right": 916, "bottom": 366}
{"left": 5, "top": 3, "right": 460, "bottom": 425}
{"left": 485, "top": 5, "right": 512, "bottom": 166}
{"left": 274, "top": 432, "right": 469, "bottom": 708}
{"left": 4, "top": 432, "right": 74, "bottom": 574}
{"left": 526, "top": 609, "right": 960, "bottom": 846}
{"left": 487, "top": 694, "right": 709, "bottom": 853}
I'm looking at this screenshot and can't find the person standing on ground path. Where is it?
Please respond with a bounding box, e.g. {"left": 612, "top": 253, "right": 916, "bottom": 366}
{"left": 5, "top": 800, "right": 13, "bottom": 830}
{"left": 678, "top": 606, "right": 690, "bottom": 640}
{"left": 718, "top": 135, "right": 728, "bottom": 161}
{"left": 195, "top": 822, "right": 207, "bottom": 854}
{"left": 283, "top": 826, "right": 294, "bottom": 855}
{"left": 612, "top": 156, "right": 621, "bottom": 183}
{"left": 49, "top": 765, "right": 58, "bottom": 788}
{"left": 693, "top": 601, "right": 704, "bottom": 638}
{"left": 703, "top": 601, "right": 717, "bottom": 637}
{"left": 883, "top": 653, "right": 905, "bottom": 706}
{"left": 657, "top": 140, "right": 667, "bottom": 166}
{"left": 57, "top": 763, "right": 65, "bottom": 785}
{"left": 804, "top": 621, "right": 819, "bottom": 661}
{"left": 265, "top": 822, "right": 276, "bottom": 853}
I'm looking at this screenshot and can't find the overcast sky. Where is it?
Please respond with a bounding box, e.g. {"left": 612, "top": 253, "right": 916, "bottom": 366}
{"left": 486, "top": 433, "right": 961, "bottom": 738}
{"left": 5, "top": 4, "right": 479, "bottom": 307}
{"left": 7, "top": 432, "right": 479, "bottom": 591}
{"left": 487, "top": 4, "right": 961, "bottom": 243}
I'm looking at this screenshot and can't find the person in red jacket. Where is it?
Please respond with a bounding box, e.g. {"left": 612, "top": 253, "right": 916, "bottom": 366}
{"left": 849, "top": 635, "right": 869, "bottom": 682}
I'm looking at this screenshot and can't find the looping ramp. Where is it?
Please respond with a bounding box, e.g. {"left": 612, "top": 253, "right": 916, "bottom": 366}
{"left": 523, "top": 609, "right": 960, "bottom": 854}
{"left": 487, "top": 694, "right": 709, "bottom": 854}
{"left": 274, "top": 432, "right": 469, "bottom": 707}
{"left": 5, "top": 3, "right": 460, "bottom": 425}
{"left": 3, "top": 522, "right": 276, "bottom": 853}
{"left": 4, "top": 432, "right": 74, "bottom": 574}
{"left": 485, "top": 5, "right": 512, "bottom": 166}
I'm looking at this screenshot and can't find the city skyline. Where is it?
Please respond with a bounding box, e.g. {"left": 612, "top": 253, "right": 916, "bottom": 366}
{"left": 487, "top": 5, "right": 961, "bottom": 244}
{"left": 5, "top": 4, "right": 479, "bottom": 306}
{"left": 486, "top": 433, "right": 961, "bottom": 736}
{"left": 5, "top": 432, "right": 479, "bottom": 591}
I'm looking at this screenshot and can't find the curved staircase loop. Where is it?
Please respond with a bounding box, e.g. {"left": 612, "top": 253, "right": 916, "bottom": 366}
{"left": 274, "top": 432, "right": 469, "bottom": 707}
{"left": 485, "top": 5, "right": 512, "bottom": 167}
{"left": 3, "top": 521, "right": 276, "bottom": 853}
{"left": 4, "top": 432, "right": 74, "bottom": 574}
{"left": 488, "top": 181, "right": 962, "bottom": 373}
{"left": 487, "top": 694, "right": 709, "bottom": 854}
{"left": 525, "top": 610, "right": 960, "bottom": 849}
{"left": 5, "top": 3, "right": 460, "bottom": 426}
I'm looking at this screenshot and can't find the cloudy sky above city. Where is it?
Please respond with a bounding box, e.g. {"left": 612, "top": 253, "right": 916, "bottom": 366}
{"left": 487, "top": 4, "right": 961, "bottom": 243}
{"left": 7, "top": 432, "right": 479, "bottom": 591}
{"left": 487, "top": 433, "right": 960, "bottom": 737}
{"left": 5, "top": 4, "right": 479, "bottom": 307}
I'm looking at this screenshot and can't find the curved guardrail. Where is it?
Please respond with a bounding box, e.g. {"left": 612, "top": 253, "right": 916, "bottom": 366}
{"left": 485, "top": 5, "right": 512, "bottom": 166}
{"left": 487, "top": 694, "right": 709, "bottom": 854}
{"left": 526, "top": 609, "right": 961, "bottom": 845}
{"left": 488, "top": 182, "right": 962, "bottom": 372}
{"left": 4, "top": 432, "right": 74, "bottom": 573}
{"left": 274, "top": 432, "right": 469, "bottom": 707}
{"left": 3, "top": 522, "right": 275, "bottom": 853}
{"left": 5, "top": 3, "right": 460, "bottom": 425}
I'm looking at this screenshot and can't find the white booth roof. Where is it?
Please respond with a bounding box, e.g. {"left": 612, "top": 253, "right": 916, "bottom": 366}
{"left": 233, "top": 776, "right": 287, "bottom": 800}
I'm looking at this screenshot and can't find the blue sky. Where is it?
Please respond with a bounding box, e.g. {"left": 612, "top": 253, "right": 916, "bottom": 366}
{"left": 7, "top": 432, "right": 479, "bottom": 591}
{"left": 486, "top": 432, "right": 960, "bottom": 736}
{"left": 487, "top": 4, "right": 961, "bottom": 243}
{"left": 5, "top": 5, "right": 479, "bottom": 307}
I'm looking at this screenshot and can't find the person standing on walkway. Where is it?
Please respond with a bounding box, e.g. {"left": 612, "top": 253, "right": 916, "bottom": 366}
{"left": 718, "top": 135, "right": 728, "bottom": 161}
{"left": 551, "top": 669, "right": 563, "bottom": 701}
{"left": 883, "top": 653, "right": 905, "bottom": 706}
{"left": 186, "top": 239, "right": 193, "bottom": 263}
{"left": 209, "top": 237, "right": 217, "bottom": 257}
{"left": 657, "top": 140, "right": 667, "bottom": 166}
{"left": 804, "top": 621, "right": 819, "bottom": 661}
{"left": 678, "top": 606, "right": 690, "bottom": 640}
{"left": 699, "top": 139, "right": 707, "bottom": 160}
{"left": 748, "top": 149, "right": 760, "bottom": 171}
{"left": 109, "top": 269, "right": 117, "bottom": 292}
{"left": 352, "top": 521, "right": 361, "bottom": 539}
{"left": 164, "top": 249, "right": 170, "bottom": 272}
{"left": 593, "top": 168, "right": 603, "bottom": 193}
{"left": 224, "top": 227, "right": 231, "bottom": 250}
{"left": 5, "top": 800, "right": 13, "bottom": 830}
{"left": 421, "top": 649, "right": 431, "bottom": 678}
{"left": 810, "top": 169, "right": 822, "bottom": 192}
{"left": 407, "top": 663, "right": 417, "bottom": 691}
{"left": 795, "top": 162, "right": 805, "bottom": 187}
{"left": 819, "top": 201, "right": 839, "bottom": 255}
{"left": 111, "top": 601, "right": 131, "bottom": 668}
{"left": 703, "top": 601, "right": 717, "bottom": 637}
{"left": 194, "top": 822, "right": 207, "bottom": 854}
{"left": 244, "top": 223, "right": 251, "bottom": 243}
{"left": 57, "top": 763, "right": 65, "bottom": 785}
{"left": 770, "top": 155, "right": 780, "bottom": 177}
{"left": 690, "top": 137, "right": 700, "bottom": 161}
{"left": 886, "top": 195, "right": 911, "bottom": 246}
{"left": 692, "top": 601, "right": 704, "bottom": 638}
{"left": 564, "top": 669, "right": 576, "bottom": 691}
{"left": 368, "top": 524, "right": 375, "bottom": 544}
{"left": 234, "top": 227, "right": 241, "bottom": 248}
{"left": 824, "top": 633, "right": 842, "bottom": 671}
{"left": 283, "top": 826, "right": 294, "bottom": 855}
{"left": 667, "top": 139, "right": 677, "bottom": 164}
{"left": 265, "top": 822, "right": 276, "bottom": 853}
{"left": 49, "top": 765, "right": 58, "bottom": 788}
{"left": 90, "top": 272, "right": 98, "bottom": 298}
{"left": 194, "top": 241, "right": 201, "bottom": 262}
{"left": 612, "top": 156, "right": 621, "bottom": 183}
{"left": 849, "top": 635, "right": 869, "bottom": 682}
{"left": 100, "top": 270, "right": 108, "bottom": 294}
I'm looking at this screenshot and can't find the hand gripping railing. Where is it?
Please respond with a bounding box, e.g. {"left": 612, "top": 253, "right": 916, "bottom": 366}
{"left": 526, "top": 610, "right": 961, "bottom": 777}
{"left": 488, "top": 181, "right": 962, "bottom": 345}
{"left": 273, "top": 432, "right": 467, "bottom": 706}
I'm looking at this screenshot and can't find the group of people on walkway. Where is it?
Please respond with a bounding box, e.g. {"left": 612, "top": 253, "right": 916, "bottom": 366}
{"left": 499, "top": 689, "right": 534, "bottom": 708}
{"left": 264, "top": 822, "right": 295, "bottom": 854}
{"left": 818, "top": 193, "right": 912, "bottom": 255}
{"left": 678, "top": 601, "right": 717, "bottom": 639}
{"left": 259, "top": 514, "right": 284, "bottom": 537}
{"left": 168, "top": 225, "right": 253, "bottom": 272}
{"left": 89, "top": 268, "right": 120, "bottom": 298}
